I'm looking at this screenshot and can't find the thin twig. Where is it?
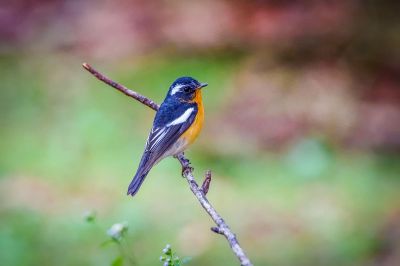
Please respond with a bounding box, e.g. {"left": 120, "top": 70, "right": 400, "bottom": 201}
{"left": 82, "top": 63, "right": 159, "bottom": 111}
{"left": 201, "top": 170, "right": 212, "bottom": 195}
{"left": 211, "top": 226, "right": 224, "bottom": 235}
{"left": 82, "top": 63, "right": 253, "bottom": 266}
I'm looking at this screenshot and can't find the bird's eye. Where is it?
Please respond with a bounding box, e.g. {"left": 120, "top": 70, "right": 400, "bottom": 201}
{"left": 183, "top": 87, "right": 191, "bottom": 93}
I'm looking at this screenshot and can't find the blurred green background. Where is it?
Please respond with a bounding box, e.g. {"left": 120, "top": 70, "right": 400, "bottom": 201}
{"left": 1, "top": 0, "right": 400, "bottom": 265}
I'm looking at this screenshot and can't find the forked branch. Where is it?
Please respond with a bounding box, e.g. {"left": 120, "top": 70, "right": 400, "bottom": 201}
{"left": 82, "top": 63, "right": 253, "bottom": 266}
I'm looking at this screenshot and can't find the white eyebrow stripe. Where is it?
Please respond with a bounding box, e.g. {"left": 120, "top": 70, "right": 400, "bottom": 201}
{"left": 170, "top": 84, "right": 185, "bottom": 95}
{"left": 167, "top": 108, "right": 194, "bottom": 126}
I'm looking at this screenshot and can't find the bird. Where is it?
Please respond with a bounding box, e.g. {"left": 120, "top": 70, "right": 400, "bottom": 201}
{"left": 127, "top": 77, "right": 208, "bottom": 196}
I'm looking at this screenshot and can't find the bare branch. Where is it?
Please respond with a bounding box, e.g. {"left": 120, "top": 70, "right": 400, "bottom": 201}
{"left": 82, "top": 63, "right": 253, "bottom": 266}
{"left": 177, "top": 158, "right": 252, "bottom": 266}
{"left": 82, "top": 63, "right": 159, "bottom": 111}
{"left": 211, "top": 226, "right": 224, "bottom": 235}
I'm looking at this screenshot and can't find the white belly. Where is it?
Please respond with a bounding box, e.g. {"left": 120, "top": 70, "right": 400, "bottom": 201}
{"left": 164, "top": 138, "right": 189, "bottom": 158}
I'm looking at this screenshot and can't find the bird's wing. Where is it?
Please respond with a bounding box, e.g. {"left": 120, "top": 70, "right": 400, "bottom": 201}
{"left": 127, "top": 105, "right": 197, "bottom": 196}
{"left": 138, "top": 106, "right": 197, "bottom": 174}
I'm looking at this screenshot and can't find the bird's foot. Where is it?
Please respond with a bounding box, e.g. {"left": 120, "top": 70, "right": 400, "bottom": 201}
{"left": 175, "top": 153, "right": 193, "bottom": 177}
{"left": 182, "top": 165, "right": 194, "bottom": 177}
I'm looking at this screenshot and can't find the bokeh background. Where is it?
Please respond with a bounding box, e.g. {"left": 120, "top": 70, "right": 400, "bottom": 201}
{"left": 1, "top": 0, "right": 400, "bottom": 265}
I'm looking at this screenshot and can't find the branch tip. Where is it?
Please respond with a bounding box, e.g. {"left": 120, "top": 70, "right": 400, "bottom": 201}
{"left": 211, "top": 226, "right": 224, "bottom": 235}
{"left": 82, "top": 62, "right": 160, "bottom": 111}
{"left": 201, "top": 170, "right": 212, "bottom": 195}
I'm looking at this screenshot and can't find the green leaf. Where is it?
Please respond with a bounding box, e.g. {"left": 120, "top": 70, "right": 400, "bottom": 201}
{"left": 100, "top": 239, "right": 115, "bottom": 248}
{"left": 111, "top": 256, "right": 124, "bottom": 266}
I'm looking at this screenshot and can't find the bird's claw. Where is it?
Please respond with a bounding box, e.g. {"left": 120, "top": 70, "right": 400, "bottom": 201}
{"left": 182, "top": 165, "right": 194, "bottom": 177}
{"left": 175, "top": 153, "right": 193, "bottom": 177}
{"left": 180, "top": 156, "right": 191, "bottom": 167}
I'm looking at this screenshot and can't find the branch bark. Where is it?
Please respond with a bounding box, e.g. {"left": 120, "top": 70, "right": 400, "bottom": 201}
{"left": 82, "top": 63, "right": 253, "bottom": 266}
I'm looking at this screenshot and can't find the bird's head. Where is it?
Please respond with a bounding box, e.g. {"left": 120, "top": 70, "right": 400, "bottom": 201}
{"left": 168, "top": 77, "right": 208, "bottom": 102}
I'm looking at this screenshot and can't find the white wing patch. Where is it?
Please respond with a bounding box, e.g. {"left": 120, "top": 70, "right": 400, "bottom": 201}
{"left": 167, "top": 108, "right": 194, "bottom": 126}
{"left": 170, "top": 84, "right": 185, "bottom": 95}
{"left": 146, "top": 107, "right": 194, "bottom": 151}
{"left": 153, "top": 127, "right": 165, "bottom": 139}
{"left": 149, "top": 130, "right": 167, "bottom": 150}
{"left": 147, "top": 127, "right": 166, "bottom": 150}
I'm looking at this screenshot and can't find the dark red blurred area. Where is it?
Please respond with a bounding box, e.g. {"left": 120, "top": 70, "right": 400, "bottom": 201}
{"left": 1, "top": 0, "right": 399, "bottom": 151}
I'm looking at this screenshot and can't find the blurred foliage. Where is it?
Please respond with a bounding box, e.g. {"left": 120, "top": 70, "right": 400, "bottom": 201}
{"left": 159, "top": 244, "right": 189, "bottom": 266}
{"left": 1, "top": 0, "right": 400, "bottom": 266}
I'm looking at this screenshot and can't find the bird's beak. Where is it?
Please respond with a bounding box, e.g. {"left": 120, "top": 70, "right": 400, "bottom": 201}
{"left": 199, "top": 82, "right": 208, "bottom": 89}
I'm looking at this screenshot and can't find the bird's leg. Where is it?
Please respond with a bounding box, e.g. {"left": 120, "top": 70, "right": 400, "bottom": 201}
{"left": 175, "top": 153, "right": 193, "bottom": 177}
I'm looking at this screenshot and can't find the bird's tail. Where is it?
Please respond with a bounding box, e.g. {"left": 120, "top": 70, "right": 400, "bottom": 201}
{"left": 127, "top": 172, "right": 148, "bottom": 196}
{"left": 127, "top": 152, "right": 162, "bottom": 196}
{"left": 127, "top": 152, "right": 154, "bottom": 196}
{"left": 127, "top": 170, "right": 150, "bottom": 196}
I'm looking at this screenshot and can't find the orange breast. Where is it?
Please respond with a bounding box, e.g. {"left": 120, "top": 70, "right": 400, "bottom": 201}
{"left": 181, "top": 90, "right": 204, "bottom": 145}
